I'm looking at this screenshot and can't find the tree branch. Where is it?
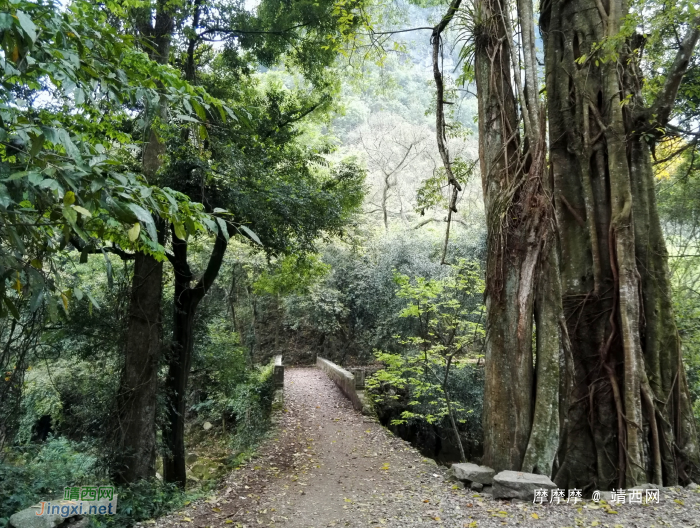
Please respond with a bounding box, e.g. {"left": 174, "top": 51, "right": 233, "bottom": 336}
{"left": 432, "top": 0, "right": 464, "bottom": 193}
{"left": 191, "top": 230, "right": 229, "bottom": 307}
{"left": 70, "top": 237, "right": 135, "bottom": 260}
{"left": 261, "top": 98, "right": 328, "bottom": 139}
{"left": 363, "top": 26, "right": 434, "bottom": 36}
{"left": 650, "top": 16, "right": 700, "bottom": 126}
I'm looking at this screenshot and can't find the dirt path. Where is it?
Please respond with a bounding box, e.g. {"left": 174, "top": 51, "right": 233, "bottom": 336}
{"left": 149, "top": 368, "right": 700, "bottom": 528}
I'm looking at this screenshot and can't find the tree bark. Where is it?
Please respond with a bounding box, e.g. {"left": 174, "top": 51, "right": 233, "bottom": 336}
{"left": 113, "top": 3, "right": 173, "bottom": 484}
{"left": 114, "top": 250, "right": 163, "bottom": 483}
{"left": 540, "top": 0, "right": 700, "bottom": 487}
{"left": 474, "top": 0, "right": 561, "bottom": 473}
{"left": 162, "top": 228, "right": 229, "bottom": 487}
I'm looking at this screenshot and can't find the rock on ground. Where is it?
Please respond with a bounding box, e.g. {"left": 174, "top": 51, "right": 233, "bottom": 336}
{"left": 147, "top": 367, "right": 700, "bottom": 528}
{"left": 451, "top": 463, "right": 495, "bottom": 485}
{"left": 493, "top": 470, "right": 556, "bottom": 500}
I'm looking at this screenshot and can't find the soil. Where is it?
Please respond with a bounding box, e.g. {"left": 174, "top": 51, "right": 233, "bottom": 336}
{"left": 147, "top": 367, "right": 700, "bottom": 528}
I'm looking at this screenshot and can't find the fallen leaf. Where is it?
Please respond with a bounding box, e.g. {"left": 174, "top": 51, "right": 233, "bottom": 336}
{"left": 531, "top": 513, "right": 538, "bottom": 519}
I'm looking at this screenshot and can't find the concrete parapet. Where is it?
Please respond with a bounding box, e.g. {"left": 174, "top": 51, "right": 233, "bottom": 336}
{"left": 273, "top": 355, "right": 284, "bottom": 388}
{"left": 317, "top": 357, "right": 363, "bottom": 412}
{"left": 348, "top": 368, "right": 366, "bottom": 388}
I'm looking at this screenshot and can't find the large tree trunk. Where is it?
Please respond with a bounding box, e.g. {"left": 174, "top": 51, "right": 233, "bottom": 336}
{"left": 114, "top": 5, "right": 173, "bottom": 484}
{"left": 473, "top": 0, "right": 564, "bottom": 474}
{"left": 114, "top": 251, "right": 163, "bottom": 483}
{"left": 540, "top": 0, "right": 700, "bottom": 488}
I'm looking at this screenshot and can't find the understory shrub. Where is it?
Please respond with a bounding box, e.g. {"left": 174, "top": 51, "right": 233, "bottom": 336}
{"left": 0, "top": 437, "right": 98, "bottom": 523}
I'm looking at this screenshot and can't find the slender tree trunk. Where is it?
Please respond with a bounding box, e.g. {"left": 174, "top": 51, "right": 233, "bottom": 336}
{"left": 162, "top": 229, "right": 228, "bottom": 487}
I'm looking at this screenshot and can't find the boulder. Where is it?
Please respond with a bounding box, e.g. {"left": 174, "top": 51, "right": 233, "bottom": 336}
{"left": 493, "top": 470, "right": 556, "bottom": 501}
{"left": 596, "top": 491, "right": 612, "bottom": 502}
{"left": 470, "top": 482, "right": 483, "bottom": 491}
{"left": 9, "top": 505, "right": 65, "bottom": 528}
{"left": 687, "top": 482, "right": 699, "bottom": 490}
{"left": 629, "top": 483, "right": 660, "bottom": 491}
{"left": 451, "top": 463, "right": 496, "bottom": 485}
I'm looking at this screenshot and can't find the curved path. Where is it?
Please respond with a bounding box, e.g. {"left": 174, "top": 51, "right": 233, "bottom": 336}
{"left": 149, "top": 368, "right": 700, "bottom": 528}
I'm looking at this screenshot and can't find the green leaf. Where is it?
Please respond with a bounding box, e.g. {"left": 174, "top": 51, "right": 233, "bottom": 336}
{"left": 30, "top": 289, "right": 44, "bottom": 312}
{"left": 30, "top": 134, "right": 45, "bottom": 157}
{"left": 15, "top": 10, "right": 37, "bottom": 42}
{"left": 127, "top": 204, "right": 157, "bottom": 242}
{"left": 192, "top": 99, "right": 207, "bottom": 120}
{"left": 173, "top": 222, "right": 187, "bottom": 241}
{"left": 71, "top": 205, "right": 92, "bottom": 217}
{"left": 86, "top": 291, "right": 100, "bottom": 311}
{"left": 239, "top": 225, "right": 261, "bottom": 245}
{"left": 4, "top": 297, "right": 20, "bottom": 320}
{"left": 216, "top": 217, "right": 229, "bottom": 240}
{"left": 62, "top": 205, "right": 78, "bottom": 225}
{"left": 175, "top": 114, "right": 200, "bottom": 123}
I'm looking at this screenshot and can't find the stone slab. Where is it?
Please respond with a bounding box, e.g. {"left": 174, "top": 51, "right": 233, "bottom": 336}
{"left": 451, "top": 463, "right": 495, "bottom": 485}
{"left": 493, "top": 470, "right": 556, "bottom": 500}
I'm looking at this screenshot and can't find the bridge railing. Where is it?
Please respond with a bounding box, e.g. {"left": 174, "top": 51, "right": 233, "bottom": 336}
{"left": 273, "top": 355, "right": 284, "bottom": 388}
{"left": 316, "top": 357, "right": 363, "bottom": 412}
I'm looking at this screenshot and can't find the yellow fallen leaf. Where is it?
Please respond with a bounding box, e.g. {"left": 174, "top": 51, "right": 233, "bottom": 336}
{"left": 182, "top": 518, "right": 192, "bottom": 522}
{"left": 604, "top": 509, "right": 618, "bottom": 514}
{"left": 531, "top": 513, "right": 539, "bottom": 519}
{"left": 591, "top": 521, "right": 599, "bottom": 526}
{"left": 224, "top": 521, "right": 233, "bottom": 525}
{"left": 212, "top": 508, "right": 221, "bottom": 513}
{"left": 674, "top": 499, "right": 684, "bottom": 505}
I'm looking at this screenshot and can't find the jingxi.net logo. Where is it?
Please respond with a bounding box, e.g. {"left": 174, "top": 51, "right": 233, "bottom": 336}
{"left": 35, "top": 487, "right": 118, "bottom": 517}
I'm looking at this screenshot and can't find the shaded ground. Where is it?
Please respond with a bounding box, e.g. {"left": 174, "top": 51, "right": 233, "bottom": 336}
{"left": 148, "top": 367, "right": 700, "bottom": 528}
